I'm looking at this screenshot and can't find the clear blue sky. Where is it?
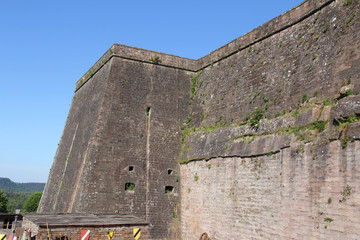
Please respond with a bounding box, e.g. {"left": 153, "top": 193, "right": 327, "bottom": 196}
{"left": 0, "top": 0, "right": 303, "bottom": 183}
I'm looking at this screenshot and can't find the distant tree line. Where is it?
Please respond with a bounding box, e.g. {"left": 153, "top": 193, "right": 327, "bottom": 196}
{"left": 0, "top": 190, "right": 42, "bottom": 213}
{"left": 0, "top": 177, "right": 44, "bottom": 192}
{"left": 0, "top": 177, "right": 44, "bottom": 213}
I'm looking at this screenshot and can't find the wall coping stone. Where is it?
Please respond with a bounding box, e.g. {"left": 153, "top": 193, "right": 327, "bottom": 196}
{"left": 75, "top": 0, "right": 334, "bottom": 92}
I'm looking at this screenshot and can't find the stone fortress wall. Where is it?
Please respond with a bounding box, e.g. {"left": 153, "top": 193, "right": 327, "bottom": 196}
{"left": 38, "top": 45, "right": 193, "bottom": 239}
{"left": 39, "top": 0, "right": 360, "bottom": 239}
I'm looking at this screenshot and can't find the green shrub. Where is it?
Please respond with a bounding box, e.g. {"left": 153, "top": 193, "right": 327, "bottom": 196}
{"left": 309, "top": 121, "right": 327, "bottom": 132}
{"left": 249, "top": 108, "right": 264, "bottom": 128}
{"left": 125, "top": 183, "right": 135, "bottom": 191}
{"left": 302, "top": 94, "right": 308, "bottom": 103}
{"left": 323, "top": 98, "right": 331, "bottom": 106}
{"left": 149, "top": 55, "right": 162, "bottom": 64}
{"left": 194, "top": 174, "right": 199, "bottom": 181}
{"left": 324, "top": 217, "right": 334, "bottom": 223}
{"left": 345, "top": 89, "right": 353, "bottom": 96}
{"left": 186, "top": 113, "right": 192, "bottom": 124}
{"left": 341, "top": 184, "right": 352, "bottom": 197}
{"left": 22, "top": 192, "right": 42, "bottom": 212}
{"left": 313, "top": 90, "right": 318, "bottom": 97}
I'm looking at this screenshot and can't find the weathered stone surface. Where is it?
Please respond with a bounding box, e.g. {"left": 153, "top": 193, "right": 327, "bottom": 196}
{"left": 257, "top": 116, "right": 294, "bottom": 134}
{"left": 319, "top": 105, "right": 332, "bottom": 122}
{"left": 347, "top": 122, "right": 360, "bottom": 140}
{"left": 230, "top": 134, "right": 291, "bottom": 156}
{"left": 180, "top": 0, "right": 360, "bottom": 238}
{"left": 340, "top": 84, "right": 354, "bottom": 95}
{"left": 181, "top": 141, "right": 360, "bottom": 240}
{"left": 184, "top": 126, "right": 292, "bottom": 161}
{"left": 40, "top": 57, "right": 190, "bottom": 239}
{"left": 40, "top": 0, "right": 360, "bottom": 240}
{"left": 334, "top": 95, "right": 360, "bottom": 121}
{"left": 184, "top": 126, "right": 255, "bottom": 161}
{"left": 295, "top": 106, "right": 322, "bottom": 126}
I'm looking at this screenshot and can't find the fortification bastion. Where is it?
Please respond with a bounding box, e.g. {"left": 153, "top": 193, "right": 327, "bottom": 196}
{"left": 39, "top": 0, "right": 360, "bottom": 239}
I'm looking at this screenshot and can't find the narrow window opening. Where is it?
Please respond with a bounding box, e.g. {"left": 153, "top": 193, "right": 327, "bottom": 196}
{"left": 165, "top": 186, "right": 174, "bottom": 194}
{"left": 3, "top": 218, "right": 13, "bottom": 229}
{"left": 168, "top": 169, "right": 173, "bottom": 175}
{"left": 129, "top": 166, "right": 134, "bottom": 171}
{"left": 125, "top": 183, "right": 135, "bottom": 191}
{"left": 146, "top": 107, "right": 151, "bottom": 116}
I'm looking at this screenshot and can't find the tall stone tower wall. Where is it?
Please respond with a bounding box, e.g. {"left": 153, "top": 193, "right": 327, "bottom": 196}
{"left": 39, "top": 45, "right": 195, "bottom": 239}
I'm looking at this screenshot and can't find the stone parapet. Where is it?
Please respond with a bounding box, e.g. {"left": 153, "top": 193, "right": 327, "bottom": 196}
{"left": 75, "top": 0, "right": 336, "bottom": 92}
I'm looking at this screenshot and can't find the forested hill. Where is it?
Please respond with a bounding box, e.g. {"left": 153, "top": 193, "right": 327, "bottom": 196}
{"left": 0, "top": 177, "right": 45, "bottom": 192}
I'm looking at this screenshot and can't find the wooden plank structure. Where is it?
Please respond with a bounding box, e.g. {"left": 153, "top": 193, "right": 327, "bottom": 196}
{"left": 22, "top": 214, "right": 148, "bottom": 240}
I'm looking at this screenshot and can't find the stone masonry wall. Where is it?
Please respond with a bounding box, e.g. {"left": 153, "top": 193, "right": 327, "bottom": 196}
{"left": 188, "top": 0, "right": 359, "bottom": 130}
{"left": 39, "top": 0, "right": 360, "bottom": 239}
{"left": 179, "top": 0, "right": 360, "bottom": 239}
{"left": 72, "top": 56, "right": 191, "bottom": 239}
{"left": 40, "top": 45, "right": 193, "bottom": 240}
{"left": 181, "top": 141, "right": 360, "bottom": 239}
{"left": 39, "top": 58, "right": 113, "bottom": 213}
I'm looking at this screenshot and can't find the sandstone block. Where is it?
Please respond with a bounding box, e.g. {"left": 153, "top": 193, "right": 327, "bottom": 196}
{"left": 319, "top": 106, "right": 332, "bottom": 122}
{"left": 334, "top": 95, "right": 360, "bottom": 121}
{"left": 339, "top": 84, "right": 354, "bottom": 96}
{"left": 295, "top": 107, "right": 322, "bottom": 127}
{"left": 346, "top": 122, "right": 360, "bottom": 140}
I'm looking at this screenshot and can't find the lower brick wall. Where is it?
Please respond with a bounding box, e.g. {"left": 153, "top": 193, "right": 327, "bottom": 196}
{"left": 180, "top": 140, "right": 360, "bottom": 240}
{"left": 33, "top": 225, "right": 148, "bottom": 240}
